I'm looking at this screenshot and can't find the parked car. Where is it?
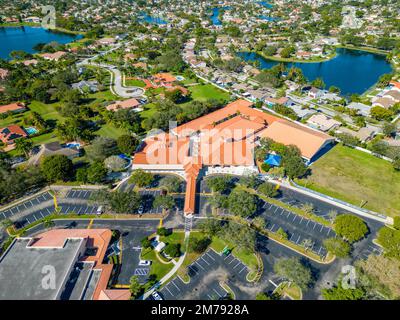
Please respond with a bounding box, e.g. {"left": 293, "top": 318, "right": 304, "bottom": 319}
{"left": 138, "top": 205, "right": 144, "bottom": 214}
{"left": 96, "top": 206, "right": 103, "bottom": 215}
{"left": 151, "top": 291, "right": 163, "bottom": 300}
{"left": 139, "top": 260, "right": 151, "bottom": 266}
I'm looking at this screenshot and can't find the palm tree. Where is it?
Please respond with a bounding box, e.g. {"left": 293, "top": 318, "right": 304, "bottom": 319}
{"left": 1, "top": 218, "right": 13, "bottom": 229}
{"left": 15, "top": 138, "right": 33, "bottom": 158}
{"left": 43, "top": 218, "right": 55, "bottom": 229}
{"left": 301, "top": 238, "right": 314, "bottom": 251}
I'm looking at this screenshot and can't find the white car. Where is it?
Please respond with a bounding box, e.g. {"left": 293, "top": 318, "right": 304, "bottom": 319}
{"left": 151, "top": 291, "right": 163, "bottom": 300}
{"left": 96, "top": 206, "right": 103, "bottom": 215}
{"left": 139, "top": 260, "right": 151, "bottom": 266}
{"left": 138, "top": 206, "right": 144, "bottom": 214}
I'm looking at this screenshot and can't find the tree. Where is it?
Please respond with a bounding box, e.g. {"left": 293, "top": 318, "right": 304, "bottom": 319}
{"left": 141, "top": 237, "right": 151, "bottom": 249}
{"left": 205, "top": 175, "right": 232, "bottom": 193}
{"left": 252, "top": 216, "right": 266, "bottom": 230}
{"left": 198, "top": 219, "right": 222, "bottom": 237}
{"left": 334, "top": 214, "right": 368, "bottom": 243}
{"left": 0, "top": 218, "right": 13, "bottom": 229}
{"left": 257, "top": 182, "right": 278, "bottom": 198}
{"left": 86, "top": 136, "right": 118, "bottom": 162}
{"left": 227, "top": 190, "right": 257, "bottom": 218}
{"left": 311, "top": 77, "right": 326, "bottom": 89}
{"left": 382, "top": 122, "right": 397, "bottom": 137}
{"left": 322, "top": 282, "right": 365, "bottom": 300}
{"left": 377, "top": 226, "right": 400, "bottom": 259}
{"left": 370, "top": 106, "right": 393, "bottom": 121}
{"left": 276, "top": 227, "right": 288, "bottom": 240}
{"left": 189, "top": 237, "right": 211, "bottom": 254}
{"left": 159, "top": 176, "right": 182, "bottom": 193}
{"left": 273, "top": 257, "right": 312, "bottom": 290}
{"left": 220, "top": 223, "right": 256, "bottom": 252}
{"left": 129, "top": 169, "right": 154, "bottom": 188}
{"left": 153, "top": 195, "right": 175, "bottom": 211}
{"left": 256, "top": 292, "right": 274, "bottom": 300}
{"left": 15, "top": 138, "right": 33, "bottom": 157}
{"left": 117, "top": 134, "right": 139, "bottom": 154}
{"left": 164, "top": 243, "right": 181, "bottom": 258}
{"left": 336, "top": 133, "right": 359, "bottom": 147}
{"left": 283, "top": 156, "right": 308, "bottom": 179}
{"left": 393, "top": 217, "right": 400, "bottom": 231}
{"left": 43, "top": 217, "right": 55, "bottom": 229}
{"left": 41, "top": 155, "right": 73, "bottom": 182}
{"left": 104, "top": 155, "right": 127, "bottom": 172}
{"left": 90, "top": 190, "right": 141, "bottom": 214}
{"left": 129, "top": 276, "right": 142, "bottom": 299}
{"left": 323, "top": 238, "right": 351, "bottom": 258}
{"left": 86, "top": 161, "right": 107, "bottom": 184}
{"left": 301, "top": 203, "right": 314, "bottom": 214}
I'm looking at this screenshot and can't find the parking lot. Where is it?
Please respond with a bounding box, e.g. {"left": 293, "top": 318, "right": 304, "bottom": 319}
{"left": 0, "top": 192, "right": 53, "bottom": 221}
{"left": 65, "top": 189, "right": 94, "bottom": 200}
{"left": 159, "top": 249, "right": 249, "bottom": 300}
{"left": 260, "top": 200, "right": 335, "bottom": 258}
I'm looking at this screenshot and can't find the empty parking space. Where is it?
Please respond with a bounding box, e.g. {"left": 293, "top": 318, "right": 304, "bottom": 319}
{"left": 261, "top": 201, "right": 334, "bottom": 258}
{"left": 159, "top": 248, "right": 248, "bottom": 300}
{"left": 59, "top": 204, "right": 98, "bottom": 215}
{"left": 65, "top": 190, "right": 93, "bottom": 200}
{"left": 0, "top": 192, "right": 53, "bottom": 222}
{"left": 13, "top": 205, "right": 56, "bottom": 229}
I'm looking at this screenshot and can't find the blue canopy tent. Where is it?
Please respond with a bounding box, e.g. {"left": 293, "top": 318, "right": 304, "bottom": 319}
{"left": 264, "top": 154, "right": 282, "bottom": 167}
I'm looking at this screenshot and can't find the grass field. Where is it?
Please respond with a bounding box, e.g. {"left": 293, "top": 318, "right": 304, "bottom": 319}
{"left": 187, "top": 83, "right": 230, "bottom": 102}
{"left": 298, "top": 144, "right": 400, "bottom": 217}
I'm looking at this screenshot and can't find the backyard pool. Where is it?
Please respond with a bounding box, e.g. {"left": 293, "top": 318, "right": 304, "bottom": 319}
{"left": 24, "top": 127, "right": 39, "bottom": 135}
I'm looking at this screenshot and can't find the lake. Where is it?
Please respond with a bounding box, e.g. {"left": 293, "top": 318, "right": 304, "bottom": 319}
{"left": 0, "top": 26, "right": 82, "bottom": 60}
{"left": 258, "top": 1, "right": 273, "bottom": 9}
{"left": 138, "top": 13, "right": 167, "bottom": 25}
{"left": 238, "top": 48, "right": 393, "bottom": 96}
{"left": 210, "top": 6, "right": 232, "bottom": 25}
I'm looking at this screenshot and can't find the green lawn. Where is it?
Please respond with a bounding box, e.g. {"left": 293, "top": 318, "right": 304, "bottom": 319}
{"left": 298, "top": 144, "right": 400, "bottom": 217}
{"left": 125, "top": 79, "right": 146, "bottom": 88}
{"left": 94, "top": 123, "right": 128, "bottom": 139}
{"left": 187, "top": 83, "right": 230, "bottom": 102}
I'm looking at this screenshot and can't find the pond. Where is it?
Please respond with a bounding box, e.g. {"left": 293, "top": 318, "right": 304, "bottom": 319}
{"left": 0, "top": 26, "right": 82, "bottom": 60}
{"left": 258, "top": 1, "right": 273, "bottom": 9}
{"left": 138, "top": 13, "right": 167, "bottom": 25}
{"left": 237, "top": 48, "right": 393, "bottom": 96}
{"left": 210, "top": 6, "right": 232, "bottom": 25}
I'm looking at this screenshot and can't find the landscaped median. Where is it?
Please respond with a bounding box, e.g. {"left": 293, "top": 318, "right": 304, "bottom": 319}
{"left": 241, "top": 185, "right": 333, "bottom": 227}
{"left": 273, "top": 281, "right": 303, "bottom": 300}
{"left": 221, "top": 213, "right": 335, "bottom": 265}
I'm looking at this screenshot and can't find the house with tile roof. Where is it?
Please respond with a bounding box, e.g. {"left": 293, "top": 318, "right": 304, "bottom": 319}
{"left": 0, "top": 102, "right": 26, "bottom": 115}
{"left": 132, "top": 99, "right": 334, "bottom": 216}
{"left": 0, "top": 125, "right": 27, "bottom": 145}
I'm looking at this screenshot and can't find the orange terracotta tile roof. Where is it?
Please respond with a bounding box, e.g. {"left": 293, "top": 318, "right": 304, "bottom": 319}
{"left": 0, "top": 125, "right": 28, "bottom": 144}
{"left": 0, "top": 68, "right": 9, "bottom": 79}
{"left": 106, "top": 98, "right": 141, "bottom": 112}
{"left": 40, "top": 51, "right": 67, "bottom": 60}
{"left": 174, "top": 99, "right": 277, "bottom": 136}
{"left": 154, "top": 73, "right": 176, "bottom": 83}
{"left": 0, "top": 102, "right": 26, "bottom": 114}
{"left": 390, "top": 80, "right": 400, "bottom": 90}
{"left": 98, "top": 289, "right": 131, "bottom": 300}
{"left": 258, "top": 120, "right": 334, "bottom": 160}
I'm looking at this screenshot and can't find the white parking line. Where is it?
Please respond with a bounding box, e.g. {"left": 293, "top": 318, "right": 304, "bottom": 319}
{"left": 26, "top": 218, "right": 31, "bottom": 224}
{"left": 306, "top": 220, "right": 310, "bottom": 227}
{"left": 269, "top": 204, "right": 273, "bottom": 210}
{"left": 318, "top": 247, "right": 322, "bottom": 254}
{"left": 239, "top": 266, "right": 247, "bottom": 274}
{"left": 228, "top": 257, "right": 237, "bottom": 265}
{"left": 286, "top": 211, "right": 291, "bottom": 218}
{"left": 1, "top": 212, "right": 5, "bottom": 219}
{"left": 269, "top": 224, "right": 275, "bottom": 231}
{"left": 188, "top": 265, "right": 198, "bottom": 275}
{"left": 164, "top": 286, "right": 173, "bottom": 296}
{"left": 195, "top": 261, "right": 206, "bottom": 270}
{"left": 213, "top": 288, "right": 222, "bottom": 297}
{"left": 274, "top": 207, "right": 279, "bottom": 213}
{"left": 39, "top": 212, "right": 44, "bottom": 218}
{"left": 269, "top": 279, "right": 278, "bottom": 288}
{"left": 292, "top": 215, "right": 297, "bottom": 222}
{"left": 289, "top": 234, "right": 294, "bottom": 241}
{"left": 171, "top": 281, "right": 180, "bottom": 292}
{"left": 296, "top": 236, "right": 301, "bottom": 244}
{"left": 46, "top": 208, "right": 51, "bottom": 214}
{"left": 201, "top": 256, "right": 210, "bottom": 265}
{"left": 320, "top": 225, "right": 324, "bottom": 232}
{"left": 312, "top": 222, "right": 317, "bottom": 230}
{"left": 299, "top": 217, "right": 304, "bottom": 224}
{"left": 233, "top": 261, "right": 241, "bottom": 269}
{"left": 205, "top": 252, "right": 215, "bottom": 261}
{"left": 327, "top": 229, "right": 331, "bottom": 236}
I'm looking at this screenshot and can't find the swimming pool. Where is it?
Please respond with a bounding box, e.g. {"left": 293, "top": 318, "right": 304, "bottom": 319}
{"left": 24, "top": 127, "right": 39, "bottom": 135}
{"left": 65, "top": 142, "right": 81, "bottom": 149}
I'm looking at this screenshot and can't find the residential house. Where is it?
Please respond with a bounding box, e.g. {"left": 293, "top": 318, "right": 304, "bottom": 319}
{"left": 307, "top": 114, "right": 341, "bottom": 132}
{"left": 0, "top": 125, "right": 28, "bottom": 145}
{"left": 347, "top": 102, "right": 372, "bottom": 117}
{"left": 0, "top": 102, "right": 26, "bottom": 115}
{"left": 71, "top": 80, "right": 99, "bottom": 93}
{"left": 308, "top": 87, "right": 323, "bottom": 99}
{"left": 29, "top": 141, "right": 81, "bottom": 166}
{"left": 106, "top": 98, "right": 142, "bottom": 112}
{"left": 0, "top": 68, "right": 9, "bottom": 80}
{"left": 40, "top": 51, "right": 67, "bottom": 61}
